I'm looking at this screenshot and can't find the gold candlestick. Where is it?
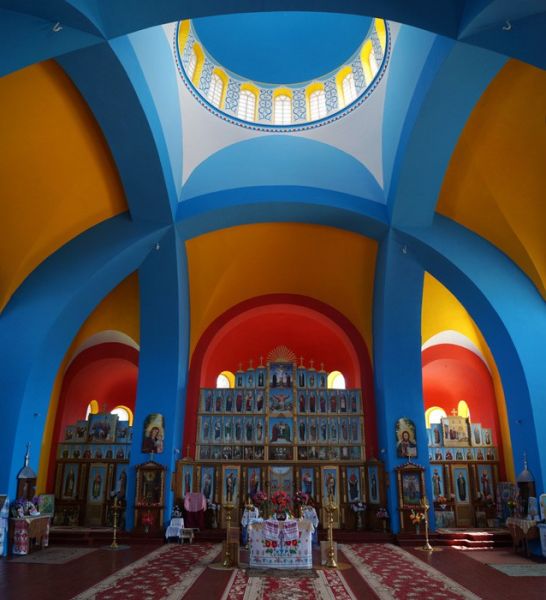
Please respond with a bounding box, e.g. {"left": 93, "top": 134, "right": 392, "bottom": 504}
{"left": 222, "top": 502, "right": 234, "bottom": 568}
{"left": 110, "top": 496, "right": 119, "bottom": 549}
{"left": 420, "top": 496, "right": 435, "bottom": 552}
{"left": 325, "top": 494, "right": 338, "bottom": 568}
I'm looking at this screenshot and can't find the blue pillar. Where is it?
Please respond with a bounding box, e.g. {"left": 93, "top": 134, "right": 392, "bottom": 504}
{"left": 373, "top": 231, "right": 435, "bottom": 532}
{"left": 126, "top": 227, "right": 190, "bottom": 528}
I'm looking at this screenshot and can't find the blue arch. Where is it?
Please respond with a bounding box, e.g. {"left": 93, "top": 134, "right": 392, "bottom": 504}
{"left": 181, "top": 136, "right": 385, "bottom": 204}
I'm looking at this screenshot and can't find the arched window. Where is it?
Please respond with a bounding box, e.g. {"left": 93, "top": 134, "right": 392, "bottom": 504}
{"left": 85, "top": 400, "right": 99, "bottom": 420}
{"left": 111, "top": 405, "right": 134, "bottom": 425}
{"left": 216, "top": 370, "right": 235, "bottom": 388}
{"left": 369, "top": 49, "right": 379, "bottom": 78}
{"left": 457, "top": 400, "right": 470, "bottom": 420}
{"left": 309, "top": 89, "right": 327, "bottom": 120}
{"left": 341, "top": 72, "right": 357, "bottom": 106}
{"left": 187, "top": 48, "right": 197, "bottom": 81}
{"left": 238, "top": 89, "right": 256, "bottom": 121}
{"left": 425, "top": 406, "right": 447, "bottom": 428}
{"left": 274, "top": 94, "right": 292, "bottom": 125}
{"left": 207, "top": 73, "right": 224, "bottom": 108}
{"left": 327, "top": 370, "right": 346, "bottom": 390}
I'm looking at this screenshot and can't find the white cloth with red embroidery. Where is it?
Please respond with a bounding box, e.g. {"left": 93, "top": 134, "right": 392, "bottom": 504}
{"left": 249, "top": 518, "right": 314, "bottom": 569}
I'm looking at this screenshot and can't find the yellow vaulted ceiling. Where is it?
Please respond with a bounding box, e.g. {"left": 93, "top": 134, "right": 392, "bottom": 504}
{"left": 186, "top": 223, "right": 377, "bottom": 355}
{"left": 0, "top": 60, "right": 128, "bottom": 312}
{"left": 438, "top": 60, "right": 546, "bottom": 298}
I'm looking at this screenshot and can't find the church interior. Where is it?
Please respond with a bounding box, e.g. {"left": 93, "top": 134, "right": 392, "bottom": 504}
{"left": 0, "top": 1, "right": 545, "bottom": 599}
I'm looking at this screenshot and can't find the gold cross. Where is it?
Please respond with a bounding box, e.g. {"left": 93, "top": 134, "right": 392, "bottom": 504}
{"left": 450, "top": 408, "right": 458, "bottom": 416}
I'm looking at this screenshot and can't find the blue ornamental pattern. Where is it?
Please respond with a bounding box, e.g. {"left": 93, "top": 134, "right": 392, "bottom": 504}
{"left": 324, "top": 78, "right": 338, "bottom": 113}
{"left": 258, "top": 89, "right": 273, "bottom": 121}
{"left": 292, "top": 89, "right": 306, "bottom": 121}
{"left": 351, "top": 58, "right": 366, "bottom": 92}
{"left": 371, "top": 30, "right": 384, "bottom": 64}
{"left": 181, "top": 33, "right": 195, "bottom": 69}
{"left": 199, "top": 59, "right": 214, "bottom": 96}
{"left": 224, "top": 79, "right": 240, "bottom": 114}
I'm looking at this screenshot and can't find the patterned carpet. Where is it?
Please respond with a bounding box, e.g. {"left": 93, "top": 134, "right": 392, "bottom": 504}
{"left": 11, "top": 546, "right": 97, "bottom": 564}
{"left": 341, "top": 543, "right": 481, "bottom": 600}
{"left": 72, "top": 543, "right": 220, "bottom": 600}
{"left": 221, "top": 567, "right": 356, "bottom": 600}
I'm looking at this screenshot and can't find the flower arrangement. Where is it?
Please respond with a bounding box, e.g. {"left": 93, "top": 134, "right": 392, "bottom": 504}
{"left": 350, "top": 501, "right": 366, "bottom": 513}
{"left": 12, "top": 497, "right": 40, "bottom": 518}
{"left": 376, "top": 507, "right": 389, "bottom": 520}
{"left": 141, "top": 511, "right": 154, "bottom": 533}
{"left": 436, "top": 495, "right": 447, "bottom": 505}
{"left": 207, "top": 501, "right": 219, "bottom": 511}
{"left": 252, "top": 491, "right": 268, "bottom": 507}
{"left": 409, "top": 509, "right": 425, "bottom": 525}
{"left": 271, "top": 490, "right": 290, "bottom": 510}
{"left": 293, "top": 491, "right": 309, "bottom": 506}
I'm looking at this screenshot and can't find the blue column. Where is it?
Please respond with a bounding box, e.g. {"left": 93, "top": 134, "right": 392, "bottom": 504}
{"left": 126, "top": 227, "right": 190, "bottom": 528}
{"left": 373, "top": 231, "right": 435, "bottom": 532}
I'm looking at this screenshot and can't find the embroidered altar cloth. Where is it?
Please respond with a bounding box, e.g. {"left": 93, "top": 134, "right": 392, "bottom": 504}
{"left": 249, "top": 518, "right": 314, "bottom": 569}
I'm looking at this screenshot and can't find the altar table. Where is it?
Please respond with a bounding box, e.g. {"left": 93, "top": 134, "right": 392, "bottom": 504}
{"left": 248, "top": 518, "right": 314, "bottom": 569}
{"left": 10, "top": 516, "right": 50, "bottom": 555}
{"left": 506, "top": 517, "right": 539, "bottom": 557}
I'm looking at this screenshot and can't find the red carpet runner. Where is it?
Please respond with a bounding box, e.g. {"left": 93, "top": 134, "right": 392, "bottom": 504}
{"left": 72, "top": 543, "right": 220, "bottom": 600}
{"left": 341, "top": 543, "right": 481, "bottom": 600}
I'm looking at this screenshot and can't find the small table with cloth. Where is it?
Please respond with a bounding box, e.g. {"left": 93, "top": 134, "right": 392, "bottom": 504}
{"left": 506, "top": 517, "right": 539, "bottom": 557}
{"left": 10, "top": 516, "right": 50, "bottom": 555}
{"left": 248, "top": 518, "right": 314, "bottom": 569}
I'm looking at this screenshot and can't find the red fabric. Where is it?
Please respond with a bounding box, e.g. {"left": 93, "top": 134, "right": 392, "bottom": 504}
{"left": 184, "top": 509, "right": 205, "bottom": 529}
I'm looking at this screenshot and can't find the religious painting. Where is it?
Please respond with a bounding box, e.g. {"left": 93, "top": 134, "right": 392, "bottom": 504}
{"left": 243, "top": 416, "right": 255, "bottom": 443}
{"left": 307, "top": 370, "right": 318, "bottom": 389}
{"left": 115, "top": 445, "right": 127, "bottom": 460}
{"left": 318, "top": 371, "right": 327, "bottom": 389}
{"left": 70, "top": 445, "right": 82, "bottom": 459}
{"left": 297, "top": 367, "right": 307, "bottom": 388}
{"left": 88, "top": 413, "right": 118, "bottom": 443}
{"left": 308, "top": 391, "right": 317, "bottom": 413}
{"left": 254, "top": 446, "right": 265, "bottom": 460}
{"left": 256, "top": 367, "right": 266, "bottom": 389}
{"left": 269, "top": 389, "right": 293, "bottom": 412}
{"left": 74, "top": 420, "right": 89, "bottom": 442}
{"left": 470, "top": 423, "right": 483, "bottom": 447}
{"left": 269, "top": 466, "right": 293, "bottom": 495}
{"left": 329, "top": 418, "right": 339, "bottom": 444}
{"left": 201, "top": 466, "right": 215, "bottom": 502}
{"left": 338, "top": 392, "right": 349, "bottom": 413}
{"left": 430, "top": 466, "right": 445, "bottom": 500}
{"left": 61, "top": 464, "right": 79, "bottom": 500}
{"left": 269, "top": 446, "right": 292, "bottom": 461}
{"left": 300, "top": 467, "right": 315, "bottom": 497}
{"left": 433, "top": 448, "right": 443, "bottom": 461}
{"left": 214, "top": 390, "right": 224, "bottom": 412}
{"left": 268, "top": 417, "right": 293, "bottom": 444}
{"left": 235, "top": 371, "right": 244, "bottom": 388}
{"left": 349, "top": 391, "right": 360, "bottom": 413}
{"left": 233, "top": 446, "right": 242, "bottom": 460}
{"left": 38, "top": 494, "right": 55, "bottom": 516}
{"left": 232, "top": 416, "right": 242, "bottom": 443}
{"left": 211, "top": 446, "right": 222, "bottom": 460}
{"left": 254, "top": 417, "right": 265, "bottom": 444}
{"left": 482, "top": 428, "right": 493, "bottom": 447}
{"left": 199, "top": 446, "right": 210, "bottom": 460}
{"left": 58, "top": 444, "right": 70, "bottom": 459}
{"left": 347, "top": 466, "right": 361, "bottom": 502}
{"left": 234, "top": 390, "right": 244, "bottom": 413}
{"left": 350, "top": 417, "right": 361, "bottom": 443}
{"left": 202, "top": 389, "right": 214, "bottom": 413}
{"left": 141, "top": 413, "right": 164, "bottom": 454}
{"left": 87, "top": 464, "right": 107, "bottom": 505}
{"left": 441, "top": 416, "right": 470, "bottom": 447}
{"left": 429, "top": 423, "right": 442, "bottom": 447}
{"left": 181, "top": 464, "right": 194, "bottom": 496}
{"left": 64, "top": 425, "right": 77, "bottom": 443}
{"left": 367, "top": 465, "right": 380, "bottom": 504}
{"left": 247, "top": 467, "right": 261, "bottom": 497}
{"left": 465, "top": 447, "right": 475, "bottom": 461}
{"left": 112, "top": 464, "right": 128, "bottom": 500}
{"left": 485, "top": 447, "right": 497, "bottom": 461}
{"left": 223, "top": 416, "right": 233, "bottom": 443}
{"left": 269, "top": 362, "right": 294, "bottom": 388}
{"left": 400, "top": 470, "right": 422, "bottom": 506}
{"left": 452, "top": 466, "right": 471, "bottom": 504}
{"left": 476, "top": 465, "right": 494, "bottom": 499}
{"left": 318, "top": 391, "right": 327, "bottom": 413}
{"left": 349, "top": 446, "right": 361, "bottom": 460}
{"left": 104, "top": 446, "right": 114, "bottom": 460}
{"left": 308, "top": 417, "right": 318, "bottom": 443}
{"left": 222, "top": 466, "right": 240, "bottom": 505}
{"left": 200, "top": 416, "right": 212, "bottom": 443}
{"left": 319, "top": 418, "right": 328, "bottom": 442}
{"left": 297, "top": 391, "right": 307, "bottom": 413}
{"left": 297, "top": 417, "right": 307, "bottom": 442}
{"left": 443, "top": 448, "right": 454, "bottom": 461}
{"left": 339, "top": 417, "right": 350, "bottom": 444}
{"left": 245, "top": 369, "right": 256, "bottom": 389}
{"left": 115, "top": 421, "right": 130, "bottom": 443}
{"left": 395, "top": 417, "right": 417, "bottom": 458}
{"left": 341, "top": 446, "right": 350, "bottom": 460}
{"left": 321, "top": 466, "right": 339, "bottom": 505}
{"left": 255, "top": 390, "right": 265, "bottom": 412}
{"left": 475, "top": 447, "right": 485, "bottom": 461}
{"left": 136, "top": 463, "right": 165, "bottom": 505}
{"left": 224, "top": 390, "right": 234, "bottom": 413}
{"left": 243, "top": 390, "right": 255, "bottom": 412}
{"left": 328, "top": 392, "right": 338, "bottom": 413}
{"left": 454, "top": 448, "right": 465, "bottom": 461}
{"left": 212, "top": 417, "right": 223, "bottom": 442}
{"left": 222, "top": 446, "right": 233, "bottom": 460}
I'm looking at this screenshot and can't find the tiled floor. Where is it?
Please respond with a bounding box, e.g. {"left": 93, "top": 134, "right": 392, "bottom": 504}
{"left": 1, "top": 543, "right": 546, "bottom": 600}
